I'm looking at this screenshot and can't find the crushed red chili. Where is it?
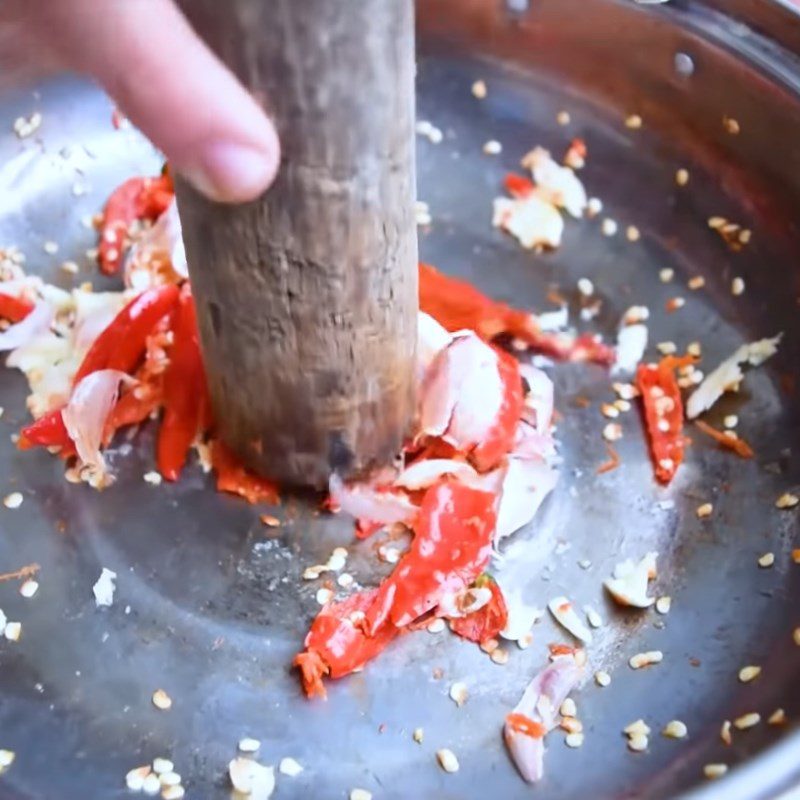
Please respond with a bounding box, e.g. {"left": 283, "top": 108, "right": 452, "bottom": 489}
{"left": 636, "top": 356, "right": 695, "bottom": 484}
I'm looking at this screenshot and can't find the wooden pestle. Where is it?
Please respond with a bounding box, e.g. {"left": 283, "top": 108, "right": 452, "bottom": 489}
{"left": 175, "top": 0, "right": 418, "bottom": 488}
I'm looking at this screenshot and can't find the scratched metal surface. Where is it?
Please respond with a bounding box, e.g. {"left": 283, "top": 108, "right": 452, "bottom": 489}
{"left": 0, "top": 4, "right": 799, "bottom": 799}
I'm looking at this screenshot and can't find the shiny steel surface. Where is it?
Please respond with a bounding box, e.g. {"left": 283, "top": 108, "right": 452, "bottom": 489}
{"left": 0, "top": 1, "right": 798, "bottom": 797}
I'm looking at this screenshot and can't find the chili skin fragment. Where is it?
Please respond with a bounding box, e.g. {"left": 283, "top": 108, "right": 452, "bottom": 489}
{"left": 18, "top": 409, "right": 71, "bottom": 450}
{"left": 419, "top": 263, "right": 613, "bottom": 365}
{"left": 98, "top": 173, "right": 174, "bottom": 274}
{"left": 157, "top": 285, "right": 209, "bottom": 481}
{"left": 293, "top": 589, "right": 400, "bottom": 699}
{"left": 364, "top": 480, "right": 497, "bottom": 634}
{"left": 0, "top": 292, "right": 34, "bottom": 323}
{"left": 470, "top": 348, "right": 525, "bottom": 472}
{"left": 694, "top": 419, "right": 754, "bottom": 459}
{"left": 636, "top": 356, "right": 693, "bottom": 484}
{"left": 504, "top": 172, "right": 535, "bottom": 199}
{"left": 73, "top": 285, "right": 180, "bottom": 385}
{"left": 210, "top": 439, "right": 279, "bottom": 505}
{"left": 448, "top": 575, "right": 508, "bottom": 644}
{"left": 506, "top": 712, "right": 547, "bottom": 739}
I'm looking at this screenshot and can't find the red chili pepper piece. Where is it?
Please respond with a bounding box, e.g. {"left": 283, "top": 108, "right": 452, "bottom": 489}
{"left": 505, "top": 712, "right": 547, "bottom": 739}
{"left": 98, "top": 173, "right": 174, "bottom": 275}
{"left": 470, "top": 348, "right": 524, "bottom": 472}
{"left": 73, "top": 285, "right": 179, "bottom": 385}
{"left": 448, "top": 575, "right": 508, "bottom": 644}
{"left": 293, "top": 589, "right": 400, "bottom": 699}
{"left": 210, "top": 439, "right": 279, "bottom": 505}
{"left": 636, "top": 356, "right": 694, "bottom": 484}
{"left": 419, "top": 263, "right": 614, "bottom": 365}
{"left": 103, "top": 326, "right": 170, "bottom": 443}
{"left": 157, "top": 286, "right": 208, "bottom": 481}
{"left": 364, "top": 480, "right": 497, "bottom": 634}
{"left": 18, "top": 409, "right": 70, "bottom": 450}
{"left": 504, "top": 172, "right": 535, "bottom": 199}
{"left": 0, "top": 292, "right": 34, "bottom": 323}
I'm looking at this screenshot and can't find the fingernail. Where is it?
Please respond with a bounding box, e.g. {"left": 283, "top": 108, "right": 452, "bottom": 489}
{"left": 182, "top": 140, "right": 278, "bottom": 203}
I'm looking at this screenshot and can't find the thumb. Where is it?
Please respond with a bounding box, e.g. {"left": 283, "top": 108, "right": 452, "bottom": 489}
{"left": 32, "top": 0, "right": 280, "bottom": 203}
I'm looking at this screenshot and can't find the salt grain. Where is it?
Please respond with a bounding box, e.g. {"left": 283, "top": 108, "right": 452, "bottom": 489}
{"left": 793, "top": 628, "right": 800, "bottom": 646}
{"left": 626, "top": 225, "right": 640, "bottom": 242}
{"left": 595, "top": 670, "right": 611, "bottom": 687}
{"left": 688, "top": 276, "right": 705, "bottom": 290}
{"left": 0, "top": 750, "right": 14, "bottom": 769}
{"left": 152, "top": 758, "right": 174, "bottom": 774}
{"left": 655, "top": 596, "right": 672, "bottom": 615}
{"left": 483, "top": 140, "right": 503, "bottom": 155}
{"left": 556, "top": 110, "right": 571, "bottom": 126}
{"left": 13, "top": 111, "right": 42, "bottom": 138}
{"left": 143, "top": 471, "right": 162, "bottom": 485}
{"left": 577, "top": 277, "right": 594, "bottom": 297}
{"left": 93, "top": 568, "right": 117, "bottom": 607}
{"left": 161, "top": 787, "right": 185, "bottom": 800}
{"left": 19, "top": 580, "right": 38, "bottom": 598}
{"left": 675, "top": 168, "right": 690, "bottom": 186}
{"left": 350, "top": 790, "right": 372, "bottom": 800}
{"left": 238, "top": 737, "right": 261, "bottom": 753}
{"left": 43, "top": 241, "right": 59, "bottom": 255}
{"left": 731, "top": 277, "right": 745, "bottom": 296}
{"left": 279, "top": 757, "right": 303, "bottom": 777}
{"left": 659, "top": 268, "right": 675, "bottom": 283}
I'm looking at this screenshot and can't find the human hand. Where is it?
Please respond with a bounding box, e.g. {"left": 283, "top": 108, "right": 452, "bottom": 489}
{"left": 3, "top": 0, "right": 280, "bottom": 203}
